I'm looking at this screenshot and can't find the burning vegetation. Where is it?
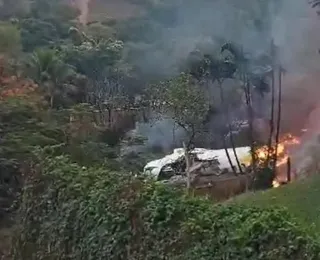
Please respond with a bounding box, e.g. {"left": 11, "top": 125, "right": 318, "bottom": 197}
{"left": 144, "top": 132, "right": 301, "bottom": 198}
{"left": 2, "top": 0, "right": 320, "bottom": 259}
{"left": 143, "top": 39, "right": 307, "bottom": 198}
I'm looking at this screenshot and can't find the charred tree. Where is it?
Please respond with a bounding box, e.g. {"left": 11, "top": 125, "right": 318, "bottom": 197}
{"left": 244, "top": 74, "right": 257, "bottom": 172}
{"left": 273, "top": 65, "right": 283, "bottom": 171}
{"left": 183, "top": 142, "right": 191, "bottom": 191}
{"left": 266, "top": 40, "right": 276, "bottom": 167}
{"left": 237, "top": 45, "right": 256, "bottom": 173}
{"left": 217, "top": 80, "right": 243, "bottom": 175}
{"left": 287, "top": 156, "right": 291, "bottom": 183}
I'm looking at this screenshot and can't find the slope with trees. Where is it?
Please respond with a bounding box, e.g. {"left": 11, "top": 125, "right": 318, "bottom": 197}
{"left": 0, "top": 0, "right": 319, "bottom": 259}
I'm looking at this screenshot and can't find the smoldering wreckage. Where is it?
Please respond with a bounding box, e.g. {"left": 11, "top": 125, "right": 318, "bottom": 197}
{"left": 134, "top": 19, "right": 320, "bottom": 199}
{"left": 142, "top": 62, "right": 304, "bottom": 200}
{"left": 143, "top": 133, "right": 300, "bottom": 199}
{"left": 138, "top": 62, "right": 318, "bottom": 200}
{"left": 144, "top": 146, "right": 255, "bottom": 200}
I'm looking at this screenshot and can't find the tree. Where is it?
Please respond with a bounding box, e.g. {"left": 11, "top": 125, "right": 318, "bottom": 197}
{"left": 61, "top": 39, "right": 124, "bottom": 80}
{"left": 19, "top": 0, "right": 79, "bottom": 52}
{"left": 185, "top": 49, "right": 244, "bottom": 174}
{"left": 26, "top": 48, "right": 76, "bottom": 108}
{"left": 151, "top": 73, "right": 210, "bottom": 149}
{"left": 219, "top": 43, "right": 274, "bottom": 172}
{"left": 20, "top": 18, "right": 59, "bottom": 52}
{"left": 85, "top": 22, "right": 116, "bottom": 42}
{"left": 0, "top": 22, "right": 21, "bottom": 56}
{"left": 61, "top": 37, "right": 133, "bottom": 109}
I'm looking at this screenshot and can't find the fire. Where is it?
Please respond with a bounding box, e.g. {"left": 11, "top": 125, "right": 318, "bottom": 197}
{"left": 272, "top": 180, "right": 280, "bottom": 188}
{"left": 276, "top": 155, "right": 289, "bottom": 167}
{"left": 255, "top": 133, "right": 300, "bottom": 163}
{"left": 255, "top": 133, "right": 301, "bottom": 187}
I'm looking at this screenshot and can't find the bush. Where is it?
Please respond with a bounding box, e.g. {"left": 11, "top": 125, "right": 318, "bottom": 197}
{"left": 0, "top": 22, "right": 21, "bottom": 56}
{"left": 11, "top": 153, "right": 320, "bottom": 260}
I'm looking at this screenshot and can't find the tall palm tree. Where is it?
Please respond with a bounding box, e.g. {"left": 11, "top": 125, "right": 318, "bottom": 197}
{"left": 273, "top": 65, "right": 283, "bottom": 171}
{"left": 221, "top": 43, "right": 274, "bottom": 171}
{"left": 265, "top": 41, "right": 276, "bottom": 167}
{"left": 27, "top": 48, "right": 75, "bottom": 108}
{"left": 217, "top": 77, "right": 243, "bottom": 175}
{"left": 186, "top": 52, "right": 239, "bottom": 174}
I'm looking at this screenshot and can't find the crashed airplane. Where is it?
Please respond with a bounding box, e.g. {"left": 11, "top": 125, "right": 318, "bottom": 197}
{"left": 144, "top": 146, "right": 252, "bottom": 180}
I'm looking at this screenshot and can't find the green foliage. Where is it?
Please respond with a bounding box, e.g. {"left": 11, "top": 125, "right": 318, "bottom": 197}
{"left": 85, "top": 22, "right": 116, "bottom": 42}
{"left": 20, "top": 18, "right": 59, "bottom": 52}
{"left": 27, "top": 48, "right": 74, "bottom": 83}
{"left": 0, "top": 97, "right": 64, "bottom": 221}
{"left": 151, "top": 73, "right": 210, "bottom": 145}
{"left": 0, "top": 22, "right": 21, "bottom": 55}
{"left": 12, "top": 153, "right": 320, "bottom": 259}
{"left": 0, "top": 2, "right": 318, "bottom": 259}
{"left": 0, "top": 98, "right": 64, "bottom": 162}
{"left": 185, "top": 49, "right": 239, "bottom": 82}
{"left": 61, "top": 39, "right": 124, "bottom": 80}
{"left": 26, "top": 48, "right": 76, "bottom": 107}
{"left": 19, "top": 0, "right": 78, "bottom": 52}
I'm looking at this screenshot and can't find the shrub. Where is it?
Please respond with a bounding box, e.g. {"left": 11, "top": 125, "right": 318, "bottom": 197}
{"left": 11, "top": 153, "right": 320, "bottom": 260}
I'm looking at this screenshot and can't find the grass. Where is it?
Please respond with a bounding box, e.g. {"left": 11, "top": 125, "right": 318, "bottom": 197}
{"left": 231, "top": 174, "right": 320, "bottom": 237}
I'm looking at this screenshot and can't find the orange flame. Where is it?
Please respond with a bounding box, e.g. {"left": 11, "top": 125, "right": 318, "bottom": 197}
{"left": 272, "top": 180, "right": 280, "bottom": 188}
{"left": 255, "top": 133, "right": 300, "bottom": 163}
{"left": 255, "top": 133, "right": 300, "bottom": 188}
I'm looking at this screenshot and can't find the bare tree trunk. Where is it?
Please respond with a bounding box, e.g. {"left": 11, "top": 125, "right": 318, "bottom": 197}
{"left": 237, "top": 46, "right": 256, "bottom": 176}
{"left": 50, "top": 95, "right": 54, "bottom": 109}
{"left": 172, "top": 123, "right": 176, "bottom": 147}
{"left": 286, "top": 156, "right": 291, "bottom": 183}
{"left": 273, "top": 66, "right": 282, "bottom": 171}
{"left": 221, "top": 137, "right": 236, "bottom": 174}
{"left": 266, "top": 41, "right": 276, "bottom": 167}
{"left": 186, "top": 127, "right": 196, "bottom": 150}
{"left": 244, "top": 73, "right": 256, "bottom": 173}
{"left": 228, "top": 127, "right": 243, "bottom": 174}
{"left": 183, "top": 142, "right": 191, "bottom": 191}
{"left": 217, "top": 80, "right": 242, "bottom": 175}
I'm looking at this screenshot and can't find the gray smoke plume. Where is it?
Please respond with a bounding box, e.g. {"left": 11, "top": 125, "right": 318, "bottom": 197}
{"left": 127, "top": 0, "right": 319, "bottom": 76}
{"left": 134, "top": 119, "right": 186, "bottom": 151}
{"left": 128, "top": 0, "right": 320, "bottom": 160}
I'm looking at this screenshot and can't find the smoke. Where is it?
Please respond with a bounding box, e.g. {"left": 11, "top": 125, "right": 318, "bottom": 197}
{"left": 72, "top": 0, "right": 91, "bottom": 24}
{"left": 127, "top": 0, "right": 320, "bottom": 77}
{"left": 127, "top": 0, "right": 320, "bottom": 161}
{"left": 133, "top": 119, "right": 186, "bottom": 152}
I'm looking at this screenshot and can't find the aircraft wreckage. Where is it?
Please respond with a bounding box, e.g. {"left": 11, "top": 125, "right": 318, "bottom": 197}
{"left": 144, "top": 147, "right": 252, "bottom": 181}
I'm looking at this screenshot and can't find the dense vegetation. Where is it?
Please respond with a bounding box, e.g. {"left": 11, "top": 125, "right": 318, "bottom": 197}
{"left": 13, "top": 154, "right": 320, "bottom": 259}
{"left": 0, "top": 0, "right": 319, "bottom": 259}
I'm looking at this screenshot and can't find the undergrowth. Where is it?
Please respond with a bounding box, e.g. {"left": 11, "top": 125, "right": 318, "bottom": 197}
{"left": 11, "top": 149, "right": 320, "bottom": 260}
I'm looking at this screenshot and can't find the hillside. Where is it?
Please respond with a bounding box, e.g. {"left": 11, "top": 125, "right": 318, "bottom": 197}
{"left": 232, "top": 175, "right": 320, "bottom": 236}
{"left": 1, "top": 0, "right": 320, "bottom": 259}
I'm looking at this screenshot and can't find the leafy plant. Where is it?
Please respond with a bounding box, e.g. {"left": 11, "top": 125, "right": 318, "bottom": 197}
{"left": 0, "top": 22, "right": 21, "bottom": 56}
{"left": 150, "top": 73, "right": 210, "bottom": 148}
{"left": 26, "top": 48, "right": 76, "bottom": 107}
{"left": 11, "top": 152, "right": 320, "bottom": 260}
